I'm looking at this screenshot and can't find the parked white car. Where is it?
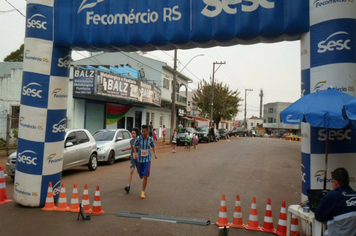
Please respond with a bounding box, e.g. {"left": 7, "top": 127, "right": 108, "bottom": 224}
{"left": 92, "top": 129, "right": 132, "bottom": 165}
{"left": 6, "top": 129, "right": 98, "bottom": 179}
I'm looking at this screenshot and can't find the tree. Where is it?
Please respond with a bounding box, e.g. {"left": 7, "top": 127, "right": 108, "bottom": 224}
{"left": 192, "top": 79, "right": 242, "bottom": 127}
{"left": 4, "top": 44, "right": 24, "bottom": 62}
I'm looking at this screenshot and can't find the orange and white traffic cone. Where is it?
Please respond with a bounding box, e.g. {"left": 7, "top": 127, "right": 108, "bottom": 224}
{"left": 0, "top": 166, "right": 12, "bottom": 204}
{"left": 275, "top": 201, "right": 287, "bottom": 236}
{"left": 290, "top": 214, "right": 300, "bottom": 236}
{"left": 82, "top": 184, "right": 92, "bottom": 214}
{"left": 42, "top": 182, "right": 57, "bottom": 211}
{"left": 91, "top": 185, "right": 104, "bottom": 215}
{"left": 261, "top": 198, "right": 276, "bottom": 233}
{"left": 55, "top": 182, "right": 69, "bottom": 211}
{"left": 245, "top": 197, "right": 261, "bottom": 231}
{"left": 230, "top": 195, "right": 244, "bottom": 228}
{"left": 216, "top": 194, "right": 230, "bottom": 227}
{"left": 68, "top": 183, "right": 80, "bottom": 212}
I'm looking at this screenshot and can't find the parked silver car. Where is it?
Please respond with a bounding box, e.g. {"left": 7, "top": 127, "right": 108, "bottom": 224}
{"left": 6, "top": 129, "right": 98, "bottom": 179}
{"left": 92, "top": 129, "right": 132, "bottom": 165}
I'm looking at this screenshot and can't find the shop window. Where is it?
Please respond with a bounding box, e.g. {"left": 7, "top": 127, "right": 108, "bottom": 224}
{"left": 163, "top": 78, "right": 170, "bottom": 89}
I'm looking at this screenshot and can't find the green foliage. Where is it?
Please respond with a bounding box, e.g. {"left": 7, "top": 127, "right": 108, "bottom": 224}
{"left": 4, "top": 44, "right": 24, "bottom": 62}
{"left": 192, "top": 80, "right": 242, "bottom": 126}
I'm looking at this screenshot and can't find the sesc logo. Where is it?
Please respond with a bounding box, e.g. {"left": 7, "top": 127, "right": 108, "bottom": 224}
{"left": 57, "top": 55, "right": 71, "bottom": 68}
{"left": 301, "top": 164, "right": 306, "bottom": 183}
{"left": 318, "top": 129, "right": 351, "bottom": 141}
{"left": 52, "top": 118, "right": 66, "bottom": 133}
{"left": 346, "top": 197, "right": 356, "bottom": 206}
{"left": 78, "top": 0, "right": 105, "bottom": 14}
{"left": 52, "top": 181, "right": 61, "bottom": 196}
{"left": 22, "top": 82, "right": 43, "bottom": 98}
{"left": 27, "top": 14, "right": 47, "bottom": 30}
{"left": 201, "top": 0, "right": 275, "bottom": 18}
{"left": 18, "top": 150, "right": 38, "bottom": 166}
{"left": 318, "top": 31, "right": 351, "bottom": 53}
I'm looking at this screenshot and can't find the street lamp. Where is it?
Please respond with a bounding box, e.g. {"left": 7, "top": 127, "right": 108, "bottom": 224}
{"left": 170, "top": 52, "right": 205, "bottom": 141}
{"left": 178, "top": 54, "right": 204, "bottom": 74}
{"left": 244, "top": 88, "right": 253, "bottom": 129}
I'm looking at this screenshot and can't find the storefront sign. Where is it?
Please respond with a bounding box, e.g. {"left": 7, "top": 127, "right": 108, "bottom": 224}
{"left": 96, "top": 71, "right": 161, "bottom": 106}
{"left": 73, "top": 69, "right": 95, "bottom": 95}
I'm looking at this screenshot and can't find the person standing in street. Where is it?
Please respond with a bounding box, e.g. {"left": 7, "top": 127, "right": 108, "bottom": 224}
{"left": 315, "top": 167, "right": 356, "bottom": 235}
{"left": 149, "top": 121, "right": 153, "bottom": 137}
{"left": 122, "top": 127, "right": 140, "bottom": 194}
{"left": 171, "top": 128, "right": 177, "bottom": 153}
{"left": 185, "top": 130, "right": 192, "bottom": 151}
{"left": 178, "top": 121, "right": 183, "bottom": 132}
{"left": 162, "top": 125, "right": 166, "bottom": 142}
{"left": 193, "top": 133, "right": 198, "bottom": 149}
{"left": 134, "top": 125, "right": 157, "bottom": 199}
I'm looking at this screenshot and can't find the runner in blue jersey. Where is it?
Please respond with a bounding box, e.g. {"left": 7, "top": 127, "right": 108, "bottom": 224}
{"left": 133, "top": 125, "right": 157, "bottom": 199}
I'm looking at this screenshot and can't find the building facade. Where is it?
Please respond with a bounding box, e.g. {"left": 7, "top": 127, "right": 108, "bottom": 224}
{"left": 263, "top": 102, "right": 300, "bottom": 135}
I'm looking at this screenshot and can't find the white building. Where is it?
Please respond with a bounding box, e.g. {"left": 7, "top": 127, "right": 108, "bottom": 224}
{"left": 263, "top": 102, "right": 300, "bottom": 134}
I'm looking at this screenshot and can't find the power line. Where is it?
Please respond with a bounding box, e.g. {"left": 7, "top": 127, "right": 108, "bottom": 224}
{"left": 4, "top": 0, "right": 25, "bottom": 17}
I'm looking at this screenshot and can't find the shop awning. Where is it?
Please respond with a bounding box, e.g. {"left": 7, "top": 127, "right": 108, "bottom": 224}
{"left": 187, "top": 115, "right": 209, "bottom": 121}
{"left": 181, "top": 116, "right": 194, "bottom": 121}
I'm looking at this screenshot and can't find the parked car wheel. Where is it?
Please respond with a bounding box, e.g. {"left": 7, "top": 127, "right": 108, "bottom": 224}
{"left": 88, "top": 153, "right": 98, "bottom": 171}
{"left": 107, "top": 150, "right": 115, "bottom": 165}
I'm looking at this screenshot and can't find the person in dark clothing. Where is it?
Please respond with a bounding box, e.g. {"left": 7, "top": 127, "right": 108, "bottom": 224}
{"left": 315, "top": 167, "right": 356, "bottom": 236}
{"left": 149, "top": 122, "right": 153, "bottom": 137}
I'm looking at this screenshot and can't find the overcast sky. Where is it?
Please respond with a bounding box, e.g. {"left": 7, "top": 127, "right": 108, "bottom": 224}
{"left": 0, "top": 0, "right": 301, "bottom": 120}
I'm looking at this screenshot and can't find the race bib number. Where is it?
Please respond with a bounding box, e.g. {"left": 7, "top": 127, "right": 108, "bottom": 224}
{"left": 141, "top": 149, "right": 149, "bottom": 156}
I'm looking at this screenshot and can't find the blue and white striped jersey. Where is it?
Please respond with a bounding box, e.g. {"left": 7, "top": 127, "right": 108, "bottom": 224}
{"left": 134, "top": 135, "right": 155, "bottom": 163}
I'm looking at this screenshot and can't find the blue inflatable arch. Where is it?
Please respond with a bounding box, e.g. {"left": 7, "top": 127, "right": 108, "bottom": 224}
{"left": 18, "top": 0, "right": 356, "bottom": 206}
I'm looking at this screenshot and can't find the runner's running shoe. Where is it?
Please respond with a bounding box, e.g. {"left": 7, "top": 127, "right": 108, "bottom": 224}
{"left": 141, "top": 192, "right": 145, "bottom": 199}
{"left": 124, "top": 185, "right": 130, "bottom": 193}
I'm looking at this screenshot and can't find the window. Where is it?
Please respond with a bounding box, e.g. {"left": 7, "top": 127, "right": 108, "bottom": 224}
{"left": 116, "top": 132, "right": 124, "bottom": 140}
{"left": 76, "top": 131, "right": 89, "bottom": 144}
{"left": 274, "top": 119, "right": 276, "bottom": 123}
{"left": 251, "top": 122, "right": 253, "bottom": 127}
{"left": 122, "top": 131, "right": 130, "bottom": 139}
{"left": 66, "top": 132, "right": 77, "bottom": 146}
{"left": 151, "top": 113, "right": 154, "bottom": 123}
{"left": 11, "top": 105, "right": 20, "bottom": 129}
{"left": 268, "top": 108, "right": 274, "bottom": 113}
{"left": 257, "top": 123, "right": 259, "bottom": 126}
{"left": 268, "top": 118, "right": 273, "bottom": 123}
{"left": 146, "top": 112, "right": 150, "bottom": 125}
{"left": 163, "top": 78, "right": 170, "bottom": 89}
{"left": 159, "top": 115, "right": 163, "bottom": 128}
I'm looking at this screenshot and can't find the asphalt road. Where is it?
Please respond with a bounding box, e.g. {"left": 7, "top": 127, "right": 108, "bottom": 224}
{"left": 0, "top": 137, "right": 301, "bottom": 236}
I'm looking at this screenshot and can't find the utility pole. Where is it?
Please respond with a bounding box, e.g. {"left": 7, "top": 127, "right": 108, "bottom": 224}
{"left": 170, "top": 49, "right": 177, "bottom": 141}
{"left": 210, "top": 61, "right": 226, "bottom": 127}
{"left": 244, "top": 88, "right": 253, "bottom": 129}
{"left": 259, "top": 88, "right": 264, "bottom": 118}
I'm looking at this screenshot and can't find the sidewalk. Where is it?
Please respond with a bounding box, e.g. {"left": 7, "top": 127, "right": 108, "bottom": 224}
{"left": 154, "top": 138, "right": 171, "bottom": 150}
